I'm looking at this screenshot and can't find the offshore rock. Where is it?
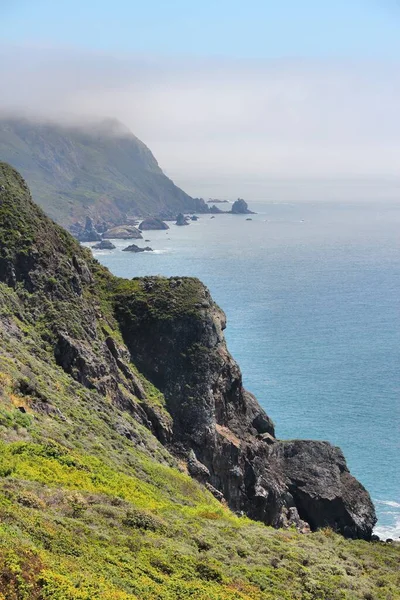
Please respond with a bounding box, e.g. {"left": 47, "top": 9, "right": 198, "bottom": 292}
{"left": 103, "top": 225, "right": 142, "bottom": 239}
{"left": 231, "top": 199, "right": 254, "bottom": 214}
{"left": 122, "top": 244, "right": 153, "bottom": 253}
{"left": 175, "top": 213, "right": 190, "bottom": 226}
{"left": 139, "top": 217, "right": 169, "bottom": 230}
{"left": 92, "top": 240, "right": 116, "bottom": 250}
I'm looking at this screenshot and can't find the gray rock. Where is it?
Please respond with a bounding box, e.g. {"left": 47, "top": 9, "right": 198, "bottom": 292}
{"left": 188, "top": 450, "right": 210, "bottom": 481}
{"left": 92, "top": 240, "right": 116, "bottom": 250}
{"left": 77, "top": 217, "right": 102, "bottom": 242}
{"left": 103, "top": 225, "right": 143, "bottom": 239}
{"left": 231, "top": 199, "right": 254, "bottom": 215}
{"left": 122, "top": 244, "right": 153, "bottom": 253}
{"left": 139, "top": 217, "right": 169, "bottom": 230}
{"left": 116, "top": 277, "right": 376, "bottom": 540}
{"left": 175, "top": 213, "right": 190, "bottom": 226}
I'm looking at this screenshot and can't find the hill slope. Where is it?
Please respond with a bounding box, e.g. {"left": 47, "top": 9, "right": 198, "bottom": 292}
{"left": 0, "top": 163, "right": 398, "bottom": 600}
{"left": 0, "top": 117, "right": 207, "bottom": 228}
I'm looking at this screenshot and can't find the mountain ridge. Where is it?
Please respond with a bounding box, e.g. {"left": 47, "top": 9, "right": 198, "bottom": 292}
{"left": 0, "top": 116, "right": 208, "bottom": 228}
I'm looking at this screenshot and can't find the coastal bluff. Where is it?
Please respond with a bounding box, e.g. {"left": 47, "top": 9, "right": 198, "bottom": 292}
{"left": 0, "top": 162, "right": 376, "bottom": 541}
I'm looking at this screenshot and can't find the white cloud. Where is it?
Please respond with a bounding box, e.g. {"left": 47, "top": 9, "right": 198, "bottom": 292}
{"left": 1, "top": 45, "right": 400, "bottom": 198}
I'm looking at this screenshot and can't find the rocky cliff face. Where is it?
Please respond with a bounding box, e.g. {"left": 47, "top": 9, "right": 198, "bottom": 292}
{"left": 0, "top": 163, "right": 376, "bottom": 539}
{"left": 113, "top": 277, "right": 376, "bottom": 539}
{"left": 0, "top": 163, "right": 173, "bottom": 444}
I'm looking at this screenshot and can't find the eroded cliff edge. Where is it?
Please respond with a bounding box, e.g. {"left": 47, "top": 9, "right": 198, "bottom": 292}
{"left": 113, "top": 277, "right": 376, "bottom": 539}
{"left": 0, "top": 163, "right": 376, "bottom": 539}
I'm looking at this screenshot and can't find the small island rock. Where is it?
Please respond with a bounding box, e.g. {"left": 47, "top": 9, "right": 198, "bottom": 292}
{"left": 231, "top": 199, "right": 254, "bottom": 215}
{"left": 122, "top": 244, "right": 153, "bottom": 253}
{"left": 209, "top": 205, "right": 223, "bottom": 214}
{"left": 103, "top": 225, "right": 143, "bottom": 239}
{"left": 92, "top": 240, "right": 116, "bottom": 250}
{"left": 175, "top": 213, "right": 190, "bottom": 226}
{"left": 139, "top": 217, "right": 169, "bottom": 231}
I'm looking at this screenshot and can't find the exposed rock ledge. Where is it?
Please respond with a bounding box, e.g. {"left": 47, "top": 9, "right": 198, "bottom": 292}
{"left": 114, "top": 277, "right": 376, "bottom": 539}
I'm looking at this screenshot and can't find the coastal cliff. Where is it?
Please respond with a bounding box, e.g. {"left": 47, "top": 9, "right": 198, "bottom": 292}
{"left": 113, "top": 277, "right": 375, "bottom": 538}
{"left": 1, "top": 163, "right": 395, "bottom": 599}
{"left": 0, "top": 117, "right": 209, "bottom": 227}
{"left": 0, "top": 163, "right": 375, "bottom": 538}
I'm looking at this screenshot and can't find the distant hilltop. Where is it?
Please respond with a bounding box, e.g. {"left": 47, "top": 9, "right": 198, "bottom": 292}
{"left": 0, "top": 116, "right": 209, "bottom": 229}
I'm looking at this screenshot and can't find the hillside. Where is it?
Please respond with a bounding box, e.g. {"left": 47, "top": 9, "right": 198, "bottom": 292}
{"left": 0, "top": 117, "right": 208, "bottom": 229}
{"left": 0, "top": 163, "right": 398, "bottom": 600}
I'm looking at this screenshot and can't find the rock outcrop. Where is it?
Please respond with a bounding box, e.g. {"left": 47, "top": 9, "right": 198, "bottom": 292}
{"left": 103, "top": 225, "right": 143, "bottom": 239}
{"left": 114, "top": 277, "right": 376, "bottom": 539}
{"left": 92, "top": 240, "right": 116, "bottom": 250}
{"left": 231, "top": 199, "right": 254, "bottom": 214}
{"left": 122, "top": 244, "right": 153, "bottom": 253}
{"left": 139, "top": 217, "right": 169, "bottom": 230}
{"left": 209, "top": 205, "right": 223, "bottom": 214}
{"left": 0, "top": 162, "right": 172, "bottom": 444}
{"left": 175, "top": 213, "right": 190, "bottom": 226}
{"left": 75, "top": 217, "right": 102, "bottom": 242}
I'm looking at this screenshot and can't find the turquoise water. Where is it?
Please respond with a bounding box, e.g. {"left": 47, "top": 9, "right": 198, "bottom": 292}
{"left": 88, "top": 201, "right": 400, "bottom": 538}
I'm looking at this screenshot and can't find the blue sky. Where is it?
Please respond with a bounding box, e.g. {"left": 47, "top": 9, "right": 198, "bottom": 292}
{"left": 3, "top": 0, "right": 400, "bottom": 59}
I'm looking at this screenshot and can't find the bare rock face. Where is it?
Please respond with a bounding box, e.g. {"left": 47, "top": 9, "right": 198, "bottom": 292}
{"left": 114, "top": 277, "right": 376, "bottom": 539}
{"left": 92, "top": 240, "right": 116, "bottom": 250}
{"left": 139, "top": 217, "right": 169, "bottom": 231}
{"left": 122, "top": 244, "right": 153, "bottom": 253}
{"left": 103, "top": 225, "right": 142, "bottom": 239}
{"left": 175, "top": 213, "right": 190, "bottom": 226}
{"left": 231, "top": 199, "right": 254, "bottom": 214}
{"left": 76, "top": 217, "right": 102, "bottom": 242}
{"left": 0, "top": 164, "right": 172, "bottom": 444}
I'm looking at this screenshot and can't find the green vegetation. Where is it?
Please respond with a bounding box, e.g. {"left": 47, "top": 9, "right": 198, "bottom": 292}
{"left": 0, "top": 117, "right": 206, "bottom": 227}
{"left": 0, "top": 164, "right": 399, "bottom": 599}
{"left": 112, "top": 276, "right": 208, "bottom": 323}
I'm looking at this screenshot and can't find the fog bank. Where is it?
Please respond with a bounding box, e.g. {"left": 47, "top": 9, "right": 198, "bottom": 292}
{"left": 1, "top": 45, "right": 400, "bottom": 199}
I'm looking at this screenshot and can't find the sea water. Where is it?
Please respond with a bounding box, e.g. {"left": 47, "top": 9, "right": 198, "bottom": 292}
{"left": 88, "top": 200, "right": 400, "bottom": 538}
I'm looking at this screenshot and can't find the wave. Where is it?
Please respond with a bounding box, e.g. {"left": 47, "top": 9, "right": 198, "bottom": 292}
{"left": 374, "top": 517, "right": 400, "bottom": 540}
{"left": 373, "top": 499, "right": 400, "bottom": 539}
{"left": 375, "top": 500, "right": 400, "bottom": 509}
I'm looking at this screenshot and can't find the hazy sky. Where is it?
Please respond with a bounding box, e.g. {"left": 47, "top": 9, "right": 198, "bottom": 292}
{"left": 1, "top": 1, "right": 400, "bottom": 198}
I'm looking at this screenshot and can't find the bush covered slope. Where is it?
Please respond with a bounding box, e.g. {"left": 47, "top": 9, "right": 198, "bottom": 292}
{"left": 0, "top": 117, "right": 207, "bottom": 228}
{"left": 0, "top": 163, "right": 398, "bottom": 599}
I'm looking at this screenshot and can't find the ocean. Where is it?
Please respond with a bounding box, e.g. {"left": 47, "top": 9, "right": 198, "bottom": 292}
{"left": 87, "top": 199, "right": 400, "bottom": 538}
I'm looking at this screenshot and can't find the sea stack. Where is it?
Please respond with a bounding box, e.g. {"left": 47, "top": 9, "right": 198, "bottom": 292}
{"left": 231, "top": 199, "right": 254, "bottom": 214}
{"left": 175, "top": 213, "right": 190, "bottom": 226}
